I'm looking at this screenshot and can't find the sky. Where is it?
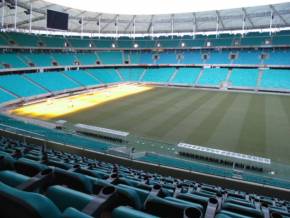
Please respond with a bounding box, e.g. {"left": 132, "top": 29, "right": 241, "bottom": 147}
{"left": 45, "top": 0, "right": 288, "bottom": 15}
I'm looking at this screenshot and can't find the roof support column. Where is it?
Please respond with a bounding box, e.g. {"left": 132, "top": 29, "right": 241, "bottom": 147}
{"left": 98, "top": 15, "right": 101, "bottom": 38}
{"left": 1, "top": 0, "right": 5, "bottom": 28}
{"left": 269, "top": 10, "right": 274, "bottom": 36}
{"left": 29, "top": 3, "right": 32, "bottom": 32}
{"left": 215, "top": 13, "right": 219, "bottom": 38}
{"left": 242, "top": 14, "right": 246, "bottom": 37}
{"left": 14, "top": 0, "right": 18, "bottom": 30}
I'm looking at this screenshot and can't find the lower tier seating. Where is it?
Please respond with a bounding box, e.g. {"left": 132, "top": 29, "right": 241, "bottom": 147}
{"left": 0, "top": 135, "right": 289, "bottom": 218}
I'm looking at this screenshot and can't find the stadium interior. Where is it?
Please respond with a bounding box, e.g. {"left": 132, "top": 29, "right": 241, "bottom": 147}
{"left": 1, "top": 0, "right": 290, "bottom": 217}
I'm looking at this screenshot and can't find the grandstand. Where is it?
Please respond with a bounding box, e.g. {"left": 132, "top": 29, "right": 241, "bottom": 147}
{"left": 1, "top": 0, "right": 290, "bottom": 217}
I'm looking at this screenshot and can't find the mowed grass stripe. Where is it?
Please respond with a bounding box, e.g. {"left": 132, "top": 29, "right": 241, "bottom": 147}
{"left": 109, "top": 88, "right": 193, "bottom": 132}
{"left": 206, "top": 93, "right": 252, "bottom": 152}
{"left": 60, "top": 88, "right": 168, "bottom": 125}
{"left": 238, "top": 94, "right": 266, "bottom": 156}
{"left": 268, "top": 96, "right": 290, "bottom": 164}
{"left": 185, "top": 93, "right": 237, "bottom": 146}
{"left": 144, "top": 91, "right": 214, "bottom": 140}
{"left": 163, "top": 92, "right": 227, "bottom": 142}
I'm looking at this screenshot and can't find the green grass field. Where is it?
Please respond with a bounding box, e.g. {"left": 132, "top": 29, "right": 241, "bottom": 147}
{"left": 52, "top": 87, "right": 290, "bottom": 165}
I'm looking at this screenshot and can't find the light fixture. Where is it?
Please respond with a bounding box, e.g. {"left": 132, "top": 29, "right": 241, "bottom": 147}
{"left": 181, "top": 42, "right": 185, "bottom": 47}
{"left": 157, "top": 42, "right": 161, "bottom": 47}
{"left": 112, "top": 43, "right": 116, "bottom": 48}
{"left": 133, "top": 43, "right": 138, "bottom": 48}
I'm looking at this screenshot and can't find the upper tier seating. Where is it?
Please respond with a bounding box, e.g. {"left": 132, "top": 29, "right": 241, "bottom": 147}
{"left": 142, "top": 68, "right": 175, "bottom": 83}
{"left": 38, "top": 35, "right": 66, "bottom": 47}
{"left": 24, "top": 53, "right": 54, "bottom": 67}
{"left": 26, "top": 72, "right": 80, "bottom": 92}
{"left": 76, "top": 53, "right": 99, "bottom": 65}
{"left": 1, "top": 30, "right": 290, "bottom": 49}
{"left": 260, "top": 69, "right": 290, "bottom": 90}
{"left": 0, "top": 135, "right": 289, "bottom": 218}
{"left": 53, "top": 53, "right": 77, "bottom": 66}
{"left": 98, "top": 51, "right": 123, "bottom": 64}
{"left": 139, "top": 52, "right": 154, "bottom": 64}
{"left": 198, "top": 68, "right": 229, "bottom": 86}
{"left": 182, "top": 51, "right": 204, "bottom": 64}
{"left": 264, "top": 50, "right": 290, "bottom": 65}
{"left": 170, "top": 68, "right": 201, "bottom": 85}
{"left": 0, "top": 32, "right": 9, "bottom": 45}
{"left": 206, "top": 51, "right": 230, "bottom": 65}
{"left": 67, "top": 37, "right": 91, "bottom": 48}
{"left": 233, "top": 50, "right": 262, "bottom": 65}
{"left": 229, "top": 68, "right": 259, "bottom": 88}
{"left": 87, "top": 68, "right": 121, "bottom": 83}
{"left": 8, "top": 32, "right": 40, "bottom": 47}
{"left": 0, "top": 74, "right": 47, "bottom": 97}
{"left": 156, "top": 52, "right": 178, "bottom": 64}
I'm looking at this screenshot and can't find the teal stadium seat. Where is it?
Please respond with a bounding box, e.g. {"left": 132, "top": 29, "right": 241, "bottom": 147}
{"left": 64, "top": 70, "right": 102, "bottom": 86}
{"left": 170, "top": 67, "right": 201, "bottom": 85}
{"left": 26, "top": 72, "right": 80, "bottom": 92}
{"left": 53, "top": 53, "right": 77, "bottom": 66}
{"left": 260, "top": 69, "right": 290, "bottom": 90}
{"left": 76, "top": 53, "right": 98, "bottom": 65}
{"left": 87, "top": 68, "right": 121, "bottom": 83}
{"left": 198, "top": 68, "right": 229, "bottom": 86}
{"left": 142, "top": 67, "right": 175, "bottom": 83}
{"left": 0, "top": 74, "right": 47, "bottom": 97}
{"left": 0, "top": 53, "right": 27, "bottom": 68}
{"left": 0, "top": 88, "right": 17, "bottom": 104}
{"left": 229, "top": 68, "right": 259, "bottom": 88}
{"left": 97, "top": 51, "right": 123, "bottom": 64}
{"left": 118, "top": 68, "right": 145, "bottom": 81}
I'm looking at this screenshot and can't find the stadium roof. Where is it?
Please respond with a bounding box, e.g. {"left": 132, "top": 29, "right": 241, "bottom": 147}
{"left": 1, "top": 0, "right": 290, "bottom": 35}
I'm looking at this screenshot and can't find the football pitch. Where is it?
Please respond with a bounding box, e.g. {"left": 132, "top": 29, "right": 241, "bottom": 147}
{"left": 12, "top": 85, "right": 290, "bottom": 164}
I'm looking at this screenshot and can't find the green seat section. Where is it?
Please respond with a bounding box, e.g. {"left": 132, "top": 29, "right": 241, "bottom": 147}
{"left": 0, "top": 181, "right": 62, "bottom": 218}
{"left": 112, "top": 206, "right": 159, "bottom": 218}
{"left": 8, "top": 32, "right": 40, "bottom": 47}
{"left": 39, "top": 35, "right": 66, "bottom": 47}
{"left": 0, "top": 74, "right": 47, "bottom": 97}
{"left": 93, "top": 38, "right": 114, "bottom": 48}
{"left": 222, "top": 202, "right": 263, "bottom": 218}
{"left": 97, "top": 51, "right": 123, "bottom": 64}
{"left": 0, "top": 170, "right": 30, "bottom": 187}
{"left": 15, "top": 158, "right": 48, "bottom": 177}
{"left": 46, "top": 185, "right": 93, "bottom": 212}
{"left": 215, "top": 210, "right": 253, "bottom": 218}
{"left": 0, "top": 32, "right": 8, "bottom": 45}
{"left": 118, "top": 184, "right": 149, "bottom": 207}
{"left": 62, "top": 207, "right": 94, "bottom": 218}
{"left": 67, "top": 37, "right": 91, "bottom": 48}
